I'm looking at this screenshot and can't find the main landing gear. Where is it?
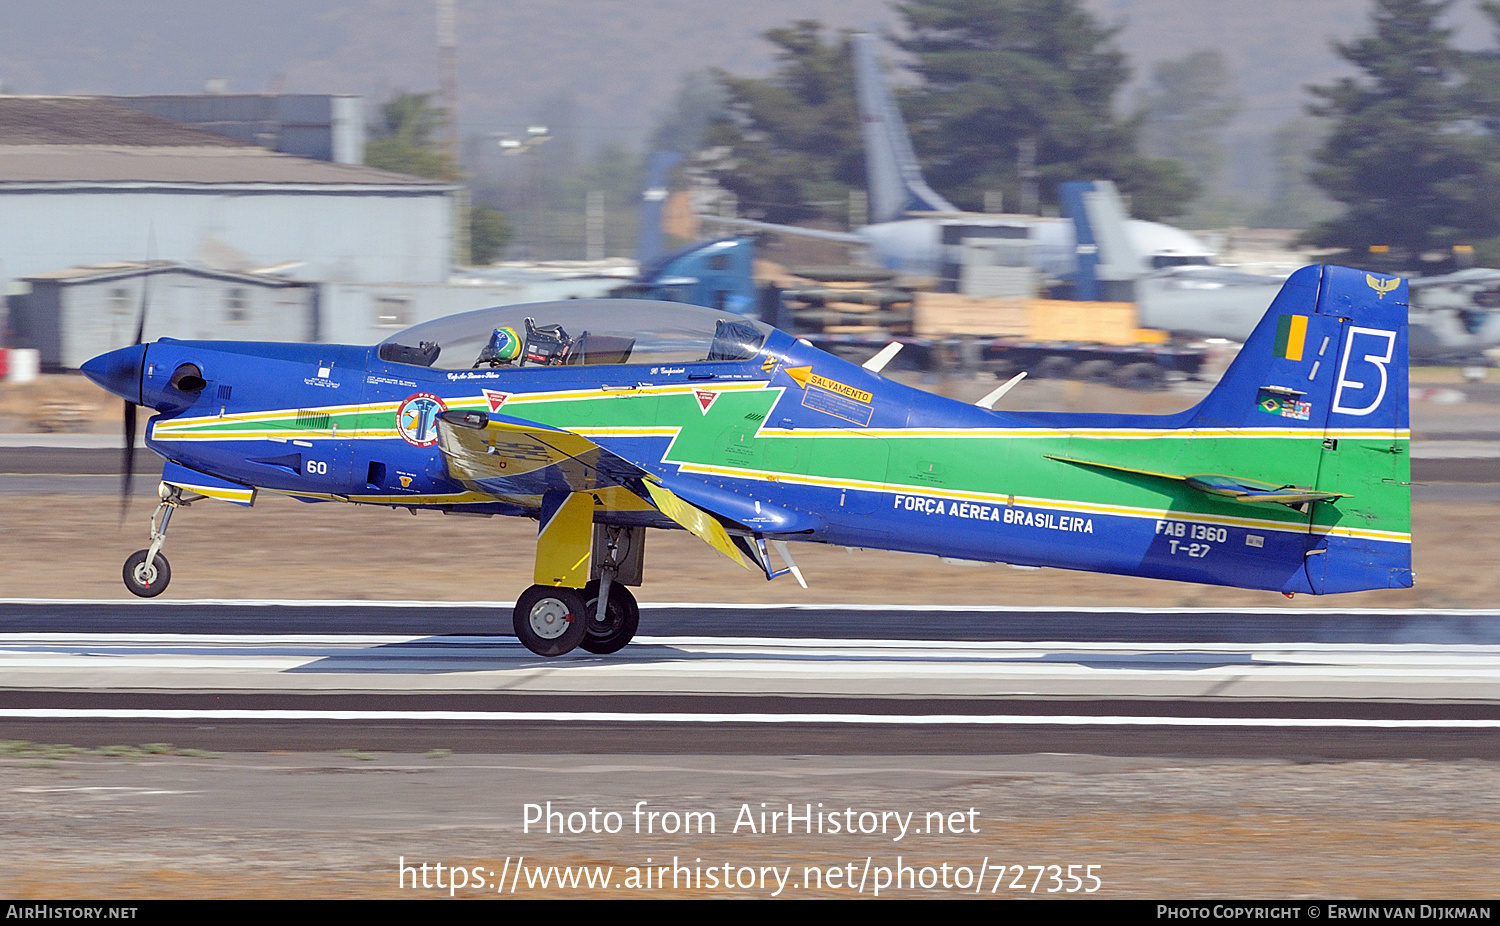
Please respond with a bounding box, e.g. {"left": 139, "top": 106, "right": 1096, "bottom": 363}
{"left": 511, "top": 582, "right": 639, "bottom": 657}
{"left": 512, "top": 521, "right": 643, "bottom": 657}
{"left": 123, "top": 483, "right": 188, "bottom": 597}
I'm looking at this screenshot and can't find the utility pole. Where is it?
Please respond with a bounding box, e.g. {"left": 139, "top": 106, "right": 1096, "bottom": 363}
{"left": 437, "top": 0, "right": 465, "bottom": 264}
{"left": 1018, "top": 137, "right": 1038, "bottom": 216}
{"left": 437, "top": 0, "right": 459, "bottom": 169}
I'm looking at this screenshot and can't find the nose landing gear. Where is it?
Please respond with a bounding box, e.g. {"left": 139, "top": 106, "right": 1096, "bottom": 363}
{"left": 122, "top": 483, "right": 190, "bottom": 598}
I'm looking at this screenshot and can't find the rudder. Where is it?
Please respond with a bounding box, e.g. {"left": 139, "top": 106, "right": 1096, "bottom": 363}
{"left": 1190, "top": 265, "right": 1411, "bottom": 592}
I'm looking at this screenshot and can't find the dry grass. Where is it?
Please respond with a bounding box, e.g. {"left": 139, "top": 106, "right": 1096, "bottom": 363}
{"left": 0, "top": 492, "right": 1488, "bottom": 608}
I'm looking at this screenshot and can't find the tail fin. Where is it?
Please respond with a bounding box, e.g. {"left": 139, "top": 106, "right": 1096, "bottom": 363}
{"left": 1191, "top": 265, "right": 1408, "bottom": 434}
{"left": 1058, "top": 180, "right": 1147, "bottom": 301}
{"left": 850, "top": 33, "right": 957, "bottom": 223}
{"left": 635, "top": 150, "right": 683, "bottom": 267}
{"left": 1194, "top": 265, "right": 1411, "bottom": 592}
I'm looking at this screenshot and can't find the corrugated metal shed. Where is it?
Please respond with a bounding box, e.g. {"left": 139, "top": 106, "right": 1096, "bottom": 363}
{"left": 0, "top": 97, "right": 251, "bottom": 147}
{"left": 0, "top": 145, "right": 439, "bottom": 186}
{"left": 12, "top": 260, "right": 317, "bottom": 369}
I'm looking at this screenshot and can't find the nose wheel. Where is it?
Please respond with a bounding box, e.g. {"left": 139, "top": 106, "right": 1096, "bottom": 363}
{"left": 122, "top": 483, "right": 188, "bottom": 598}
{"left": 123, "top": 549, "right": 171, "bottom": 597}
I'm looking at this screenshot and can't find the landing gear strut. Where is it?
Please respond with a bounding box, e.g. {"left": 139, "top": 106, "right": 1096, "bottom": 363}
{"left": 123, "top": 482, "right": 187, "bottom": 597}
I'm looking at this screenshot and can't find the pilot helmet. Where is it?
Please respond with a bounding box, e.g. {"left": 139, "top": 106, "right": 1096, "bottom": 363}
{"left": 481, "top": 326, "right": 522, "bottom": 364}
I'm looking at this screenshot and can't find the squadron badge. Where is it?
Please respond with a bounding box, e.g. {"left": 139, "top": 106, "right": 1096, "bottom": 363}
{"left": 396, "top": 392, "right": 448, "bottom": 447}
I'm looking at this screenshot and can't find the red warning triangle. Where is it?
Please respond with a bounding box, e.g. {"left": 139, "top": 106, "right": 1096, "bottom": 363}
{"left": 482, "top": 389, "right": 509, "bottom": 413}
{"left": 694, "top": 389, "right": 719, "bottom": 415}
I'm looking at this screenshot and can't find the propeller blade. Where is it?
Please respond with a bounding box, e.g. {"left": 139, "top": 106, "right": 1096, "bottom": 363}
{"left": 132, "top": 269, "right": 150, "bottom": 345}
{"left": 122, "top": 235, "right": 155, "bottom": 521}
{"left": 121, "top": 400, "right": 137, "bottom": 522}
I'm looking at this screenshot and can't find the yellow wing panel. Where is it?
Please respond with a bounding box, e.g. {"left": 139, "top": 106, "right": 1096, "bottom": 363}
{"left": 643, "top": 481, "right": 753, "bottom": 571}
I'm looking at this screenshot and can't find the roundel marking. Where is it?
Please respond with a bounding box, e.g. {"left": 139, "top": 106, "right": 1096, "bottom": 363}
{"left": 396, "top": 392, "right": 448, "bottom": 447}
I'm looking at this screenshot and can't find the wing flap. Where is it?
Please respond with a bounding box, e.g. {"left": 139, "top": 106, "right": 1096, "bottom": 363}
{"left": 642, "top": 481, "right": 755, "bottom": 571}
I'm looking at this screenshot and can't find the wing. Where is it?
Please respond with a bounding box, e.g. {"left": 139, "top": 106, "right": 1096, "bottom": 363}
{"left": 436, "top": 410, "right": 756, "bottom": 570}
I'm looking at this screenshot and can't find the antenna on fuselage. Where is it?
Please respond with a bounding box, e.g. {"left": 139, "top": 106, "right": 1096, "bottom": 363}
{"left": 861, "top": 341, "right": 903, "bottom": 373}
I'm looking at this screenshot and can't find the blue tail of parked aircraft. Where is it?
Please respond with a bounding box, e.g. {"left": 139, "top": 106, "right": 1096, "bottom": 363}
{"left": 850, "top": 33, "right": 957, "bottom": 223}
{"left": 634, "top": 150, "right": 683, "bottom": 267}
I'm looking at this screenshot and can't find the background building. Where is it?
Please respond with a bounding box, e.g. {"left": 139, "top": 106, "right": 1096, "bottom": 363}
{"left": 0, "top": 95, "right": 633, "bottom": 366}
{"left": 0, "top": 96, "right": 456, "bottom": 293}
{"left": 105, "top": 93, "right": 365, "bottom": 165}
{"left": 12, "top": 261, "right": 317, "bottom": 369}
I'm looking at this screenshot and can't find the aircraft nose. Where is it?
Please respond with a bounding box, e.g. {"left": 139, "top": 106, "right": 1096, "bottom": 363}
{"left": 81, "top": 344, "right": 146, "bottom": 405}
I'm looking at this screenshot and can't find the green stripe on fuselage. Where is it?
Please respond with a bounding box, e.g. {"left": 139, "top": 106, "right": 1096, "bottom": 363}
{"left": 154, "top": 385, "right": 1410, "bottom": 538}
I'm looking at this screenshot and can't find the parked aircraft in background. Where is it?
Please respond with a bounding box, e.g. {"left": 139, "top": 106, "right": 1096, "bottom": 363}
{"left": 1406, "top": 269, "right": 1500, "bottom": 363}
{"left": 702, "top": 33, "right": 1215, "bottom": 299}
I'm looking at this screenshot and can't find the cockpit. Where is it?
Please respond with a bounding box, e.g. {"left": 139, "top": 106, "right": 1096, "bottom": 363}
{"left": 376, "top": 300, "right": 773, "bottom": 371}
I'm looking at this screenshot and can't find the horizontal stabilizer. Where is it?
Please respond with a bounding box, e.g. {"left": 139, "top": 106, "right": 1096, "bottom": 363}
{"left": 1044, "top": 455, "right": 1346, "bottom": 507}
{"left": 1181, "top": 474, "right": 1346, "bottom": 505}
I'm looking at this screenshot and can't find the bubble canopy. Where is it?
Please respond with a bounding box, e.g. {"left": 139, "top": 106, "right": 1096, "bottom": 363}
{"left": 376, "top": 299, "right": 774, "bottom": 371}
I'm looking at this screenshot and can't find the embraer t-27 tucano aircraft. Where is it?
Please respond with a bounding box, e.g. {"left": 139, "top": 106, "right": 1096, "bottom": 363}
{"left": 82, "top": 264, "right": 1412, "bottom": 656}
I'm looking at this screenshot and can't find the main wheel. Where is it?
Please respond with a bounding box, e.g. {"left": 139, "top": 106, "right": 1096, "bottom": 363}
{"left": 1112, "top": 362, "right": 1166, "bottom": 391}
{"left": 1035, "top": 356, "right": 1075, "bottom": 379}
{"left": 123, "top": 549, "right": 171, "bottom": 598}
{"left": 512, "top": 585, "right": 589, "bottom": 656}
{"left": 579, "top": 581, "right": 640, "bottom": 655}
{"left": 1076, "top": 359, "right": 1116, "bottom": 383}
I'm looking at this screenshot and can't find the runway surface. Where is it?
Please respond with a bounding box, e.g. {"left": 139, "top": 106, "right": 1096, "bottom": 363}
{"left": 2, "top": 600, "right": 1497, "bottom": 758}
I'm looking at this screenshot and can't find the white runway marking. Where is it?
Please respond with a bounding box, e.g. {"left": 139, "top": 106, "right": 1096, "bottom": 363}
{"left": 1, "top": 633, "right": 1497, "bottom": 701}
{"left": 4, "top": 597, "right": 1499, "bottom": 615}
{"left": 2, "top": 708, "right": 1497, "bottom": 728}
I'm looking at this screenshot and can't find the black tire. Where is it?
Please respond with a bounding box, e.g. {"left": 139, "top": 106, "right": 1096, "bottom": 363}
{"left": 579, "top": 581, "right": 640, "bottom": 655}
{"left": 123, "top": 549, "right": 170, "bottom": 598}
{"left": 1112, "top": 362, "right": 1166, "bottom": 391}
{"left": 512, "top": 585, "right": 589, "bottom": 656}
{"left": 1035, "top": 356, "right": 1075, "bottom": 379}
{"left": 1076, "top": 359, "right": 1116, "bottom": 383}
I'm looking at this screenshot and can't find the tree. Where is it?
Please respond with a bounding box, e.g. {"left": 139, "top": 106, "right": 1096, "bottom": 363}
{"left": 1139, "top": 51, "right": 1239, "bottom": 188}
{"left": 1305, "top": 0, "right": 1488, "bottom": 261}
{"left": 1453, "top": 1, "right": 1500, "bottom": 264}
{"left": 1252, "top": 117, "right": 1340, "bottom": 231}
{"left": 701, "top": 21, "right": 865, "bottom": 226}
{"left": 365, "top": 92, "right": 458, "bottom": 181}
{"left": 469, "top": 205, "right": 513, "bottom": 265}
{"left": 891, "top": 0, "right": 1197, "bottom": 220}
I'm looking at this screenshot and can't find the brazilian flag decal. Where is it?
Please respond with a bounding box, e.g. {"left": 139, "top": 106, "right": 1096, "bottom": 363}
{"left": 1273, "top": 314, "right": 1307, "bottom": 361}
